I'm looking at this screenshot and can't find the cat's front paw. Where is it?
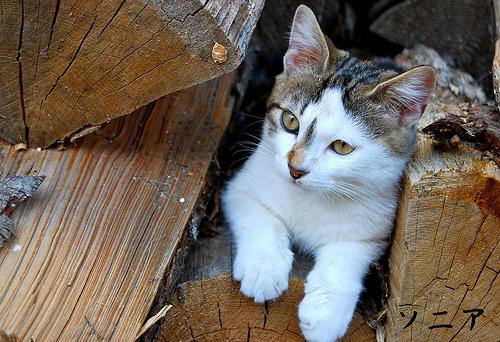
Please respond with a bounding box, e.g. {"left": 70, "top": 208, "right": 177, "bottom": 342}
{"left": 233, "top": 249, "right": 293, "bottom": 303}
{"left": 298, "top": 291, "right": 355, "bottom": 342}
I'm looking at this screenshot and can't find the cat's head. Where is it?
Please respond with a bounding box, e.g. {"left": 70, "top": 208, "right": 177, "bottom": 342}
{"left": 263, "top": 5, "right": 435, "bottom": 195}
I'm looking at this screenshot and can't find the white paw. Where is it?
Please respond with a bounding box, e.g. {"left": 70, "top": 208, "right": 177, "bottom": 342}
{"left": 233, "top": 249, "right": 293, "bottom": 303}
{"left": 298, "top": 291, "right": 355, "bottom": 342}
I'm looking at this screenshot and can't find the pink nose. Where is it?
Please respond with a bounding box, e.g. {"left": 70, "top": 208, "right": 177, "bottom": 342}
{"left": 288, "top": 164, "right": 309, "bottom": 179}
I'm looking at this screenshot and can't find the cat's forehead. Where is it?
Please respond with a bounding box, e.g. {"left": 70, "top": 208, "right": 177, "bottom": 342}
{"left": 270, "top": 55, "right": 398, "bottom": 116}
{"left": 299, "top": 88, "right": 366, "bottom": 143}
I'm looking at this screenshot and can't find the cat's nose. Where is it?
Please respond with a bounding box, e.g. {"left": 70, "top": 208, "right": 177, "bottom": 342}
{"left": 288, "top": 164, "right": 309, "bottom": 179}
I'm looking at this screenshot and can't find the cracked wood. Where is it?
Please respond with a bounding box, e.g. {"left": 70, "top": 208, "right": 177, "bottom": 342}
{"left": 0, "top": 74, "right": 234, "bottom": 341}
{"left": 385, "top": 101, "right": 500, "bottom": 342}
{"left": 155, "top": 218, "right": 376, "bottom": 341}
{"left": 159, "top": 276, "right": 375, "bottom": 342}
{"left": 0, "top": 0, "right": 264, "bottom": 147}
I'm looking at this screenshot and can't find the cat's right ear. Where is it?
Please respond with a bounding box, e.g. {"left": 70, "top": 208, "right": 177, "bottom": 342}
{"left": 284, "top": 5, "right": 330, "bottom": 74}
{"left": 369, "top": 66, "right": 436, "bottom": 127}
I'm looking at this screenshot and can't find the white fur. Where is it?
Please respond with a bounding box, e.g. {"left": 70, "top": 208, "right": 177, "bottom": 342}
{"left": 223, "top": 89, "right": 408, "bottom": 341}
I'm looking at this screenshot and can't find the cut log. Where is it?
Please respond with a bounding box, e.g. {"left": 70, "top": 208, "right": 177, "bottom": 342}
{"left": 386, "top": 110, "right": 500, "bottom": 341}
{"left": 0, "top": 0, "right": 264, "bottom": 147}
{"left": 385, "top": 50, "right": 500, "bottom": 341}
{"left": 159, "top": 276, "right": 375, "bottom": 342}
{"left": 0, "top": 74, "right": 235, "bottom": 340}
{"left": 154, "top": 217, "right": 377, "bottom": 341}
{"left": 370, "top": 0, "right": 496, "bottom": 95}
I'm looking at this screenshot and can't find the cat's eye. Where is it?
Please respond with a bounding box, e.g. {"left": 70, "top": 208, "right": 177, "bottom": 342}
{"left": 281, "top": 111, "right": 299, "bottom": 134}
{"left": 331, "top": 140, "right": 355, "bottom": 155}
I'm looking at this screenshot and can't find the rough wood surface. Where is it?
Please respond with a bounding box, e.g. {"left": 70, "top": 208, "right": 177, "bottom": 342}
{"left": 0, "top": 0, "right": 263, "bottom": 147}
{"left": 421, "top": 104, "right": 500, "bottom": 165}
{"left": 155, "top": 216, "right": 376, "bottom": 341}
{"left": 371, "top": 0, "right": 496, "bottom": 94}
{"left": 0, "top": 74, "right": 235, "bottom": 341}
{"left": 385, "top": 95, "right": 500, "bottom": 341}
{"left": 0, "top": 176, "right": 44, "bottom": 248}
{"left": 159, "top": 276, "right": 375, "bottom": 342}
{"left": 384, "top": 45, "right": 500, "bottom": 341}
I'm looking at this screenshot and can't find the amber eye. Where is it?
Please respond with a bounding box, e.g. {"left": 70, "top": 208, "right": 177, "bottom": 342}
{"left": 331, "top": 140, "right": 355, "bottom": 155}
{"left": 281, "top": 111, "right": 299, "bottom": 133}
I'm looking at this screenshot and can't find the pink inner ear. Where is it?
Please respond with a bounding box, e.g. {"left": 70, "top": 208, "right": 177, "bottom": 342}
{"left": 287, "top": 48, "right": 321, "bottom": 68}
{"left": 399, "top": 101, "right": 427, "bottom": 126}
{"left": 399, "top": 103, "right": 419, "bottom": 126}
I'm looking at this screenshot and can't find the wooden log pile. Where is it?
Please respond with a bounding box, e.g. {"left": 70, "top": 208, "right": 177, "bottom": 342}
{"left": 0, "top": 1, "right": 498, "bottom": 341}
{"left": 0, "top": 74, "right": 236, "bottom": 341}
{"left": 385, "top": 45, "right": 500, "bottom": 341}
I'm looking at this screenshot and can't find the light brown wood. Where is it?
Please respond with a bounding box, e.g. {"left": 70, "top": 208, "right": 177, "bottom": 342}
{"left": 0, "top": 0, "right": 264, "bottom": 147}
{"left": 385, "top": 105, "right": 500, "bottom": 341}
{"left": 0, "top": 74, "right": 235, "bottom": 341}
{"left": 154, "top": 212, "right": 376, "bottom": 341}
{"left": 159, "top": 275, "right": 375, "bottom": 342}
{"left": 370, "top": 0, "right": 496, "bottom": 94}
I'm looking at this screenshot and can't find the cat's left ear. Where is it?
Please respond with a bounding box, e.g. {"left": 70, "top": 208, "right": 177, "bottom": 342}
{"left": 284, "top": 5, "right": 330, "bottom": 74}
{"left": 370, "top": 66, "right": 436, "bottom": 127}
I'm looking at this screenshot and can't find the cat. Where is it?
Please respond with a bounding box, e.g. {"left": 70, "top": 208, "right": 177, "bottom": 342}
{"left": 222, "top": 5, "right": 435, "bottom": 342}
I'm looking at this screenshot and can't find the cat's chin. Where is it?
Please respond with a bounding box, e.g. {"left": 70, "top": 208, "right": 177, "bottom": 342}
{"left": 288, "top": 178, "right": 316, "bottom": 192}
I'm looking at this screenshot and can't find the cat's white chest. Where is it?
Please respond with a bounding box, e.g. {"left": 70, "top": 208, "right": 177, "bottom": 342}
{"left": 269, "top": 181, "right": 367, "bottom": 247}
{"left": 249, "top": 170, "right": 380, "bottom": 248}
{"left": 230, "top": 146, "right": 395, "bottom": 250}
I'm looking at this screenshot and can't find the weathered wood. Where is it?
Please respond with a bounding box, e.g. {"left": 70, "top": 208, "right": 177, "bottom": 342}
{"left": 386, "top": 50, "right": 500, "bottom": 341}
{"left": 371, "top": 0, "right": 496, "bottom": 94}
{"left": 160, "top": 276, "right": 375, "bottom": 342}
{"left": 387, "top": 117, "right": 500, "bottom": 341}
{"left": 0, "top": 176, "right": 44, "bottom": 248}
{"left": 156, "top": 217, "right": 376, "bottom": 341}
{"left": 0, "top": 0, "right": 264, "bottom": 147}
{"left": 421, "top": 104, "right": 500, "bottom": 165}
{"left": 0, "top": 74, "right": 235, "bottom": 341}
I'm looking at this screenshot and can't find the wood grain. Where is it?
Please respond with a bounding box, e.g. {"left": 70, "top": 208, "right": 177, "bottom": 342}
{"left": 159, "top": 276, "right": 375, "bottom": 342}
{"left": 0, "top": 74, "right": 235, "bottom": 341}
{"left": 0, "top": 0, "right": 264, "bottom": 147}
{"left": 385, "top": 104, "right": 500, "bottom": 341}
{"left": 158, "top": 216, "right": 376, "bottom": 341}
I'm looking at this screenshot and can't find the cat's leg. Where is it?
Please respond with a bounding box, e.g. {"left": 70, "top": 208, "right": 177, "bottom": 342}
{"left": 298, "top": 241, "right": 382, "bottom": 342}
{"left": 224, "top": 192, "right": 293, "bottom": 303}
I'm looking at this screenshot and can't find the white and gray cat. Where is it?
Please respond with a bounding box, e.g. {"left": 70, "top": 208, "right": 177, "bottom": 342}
{"left": 222, "top": 5, "right": 435, "bottom": 341}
